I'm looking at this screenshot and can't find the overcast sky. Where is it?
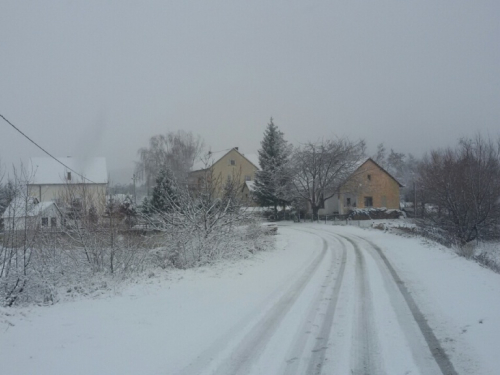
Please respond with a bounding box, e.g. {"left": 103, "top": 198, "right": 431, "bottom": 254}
{"left": 1, "top": 1, "right": 499, "bottom": 183}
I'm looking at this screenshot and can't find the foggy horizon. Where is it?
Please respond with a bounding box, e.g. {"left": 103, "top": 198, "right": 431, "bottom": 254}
{"left": 1, "top": 1, "right": 499, "bottom": 183}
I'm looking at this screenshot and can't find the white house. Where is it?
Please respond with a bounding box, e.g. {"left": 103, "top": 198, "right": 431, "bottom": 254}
{"left": 2, "top": 197, "right": 63, "bottom": 231}
{"left": 28, "top": 157, "right": 108, "bottom": 214}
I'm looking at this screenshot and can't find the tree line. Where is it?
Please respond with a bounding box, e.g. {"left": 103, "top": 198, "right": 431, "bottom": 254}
{"left": 116, "top": 121, "right": 500, "bottom": 246}
{"left": 0, "top": 154, "right": 269, "bottom": 306}
{"left": 1, "top": 121, "right": 499, "bottom": 306}
{"left": 244, "top": 120, "right": 500, "bottom": 246}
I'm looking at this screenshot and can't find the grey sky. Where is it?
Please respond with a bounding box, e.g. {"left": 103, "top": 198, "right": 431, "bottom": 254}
{"left": 1, "top": 1, "right": 499, "bottom": 183}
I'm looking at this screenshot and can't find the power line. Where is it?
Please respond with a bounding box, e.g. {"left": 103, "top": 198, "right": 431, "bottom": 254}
{"left": 1, "top": 114, "right": 97, "bottom": 184}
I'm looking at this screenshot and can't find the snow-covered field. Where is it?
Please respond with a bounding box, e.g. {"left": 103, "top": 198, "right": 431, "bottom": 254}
{"left": 1, "top": 223, "right": 499, "bottom": 375}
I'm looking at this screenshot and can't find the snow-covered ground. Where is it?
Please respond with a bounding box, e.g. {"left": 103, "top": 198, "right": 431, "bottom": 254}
{"left": 1, "top": 223, "right": 499, "bottom": 374}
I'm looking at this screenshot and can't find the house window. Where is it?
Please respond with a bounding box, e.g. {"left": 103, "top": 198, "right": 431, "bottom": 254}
{"left": 367, "top": 174, "right": 371, "bottom": 181}
{"left": 230, "top": 159, "right": 236, "bottom": 166}
{"left": 42, "top": 217, "right": 48, "bottom": 227}
{"left": 245, "top": 175, "right": 251, "bottom": 181}
{"left": 51, "top": 217, "right": 57, "bottom": 228}
{"left": 364, "top": 196, "right": 373, "bottom": 207}
{"left": 346, "top": 197, "right": 351, "bottom": 206}
{"left": 67, "top": 172, "right": 71, "bottom": 181}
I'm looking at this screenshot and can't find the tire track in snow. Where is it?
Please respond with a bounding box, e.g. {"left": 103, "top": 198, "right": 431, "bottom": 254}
{"left": 348, "top": 233, "right": 459, "bottom": 375}
{"left": 304, "top": 236, "right": 347, "bottom": 375}
{"left": 310, "top": 225, "right": 458, "bottom": 375}
{"left": 279, "top": 228, "right": 347, "bottom": 375}
{"left": 339, "top": 235, "right": 384, "bottom": 375}
{"left": 212, "top": 237, "right": 328, "bottom": 375}
{"left": 177, "top": 233, "right": 328, "bottom": 375}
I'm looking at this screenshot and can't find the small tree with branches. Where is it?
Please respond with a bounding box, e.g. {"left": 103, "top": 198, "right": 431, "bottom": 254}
{"left": 418, "top": 135, "right": 500, "bottom": 245}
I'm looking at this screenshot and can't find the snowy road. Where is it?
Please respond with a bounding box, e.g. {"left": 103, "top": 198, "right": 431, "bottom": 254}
{"left": 180, "top": 225, "right": 456, "bottom": 375}
{"left": 2, "top": 224, "right": 499, "bottom": 374}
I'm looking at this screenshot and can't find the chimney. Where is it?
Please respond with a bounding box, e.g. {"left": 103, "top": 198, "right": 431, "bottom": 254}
{"left": 234, "top": 147, "right": 239, "bottom": 151}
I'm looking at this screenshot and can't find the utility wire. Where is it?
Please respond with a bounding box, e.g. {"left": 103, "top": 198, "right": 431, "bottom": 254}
{"left": 1, "top": 114, "right": 97, "bottom": 184}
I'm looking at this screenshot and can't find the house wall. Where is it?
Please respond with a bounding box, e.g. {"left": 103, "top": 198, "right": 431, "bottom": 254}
{"left": 339, "top": 159, "right": 400, "bottom": 214}
{"left": 3, "top": 216, "right": 38, "bottom": 232}
{"left": 190, "top": 149, "right": 258, "bottom": 199}
{"left": 3, "top": 205, "right": 62, "bottom": 231}
{"left": 212, "top": 149, "right": 258, "bottom": 186}
{"left": 308, "top": 194, "right": 340, "bottom": 216}
{"left": 39, "top": 205, "right": 63, "bottom": 229}
{"left": 241, "top": 184, "right": 258, "bottom": 206}
{"left": 28, "top": 184, "right": 107, "bottom": 213}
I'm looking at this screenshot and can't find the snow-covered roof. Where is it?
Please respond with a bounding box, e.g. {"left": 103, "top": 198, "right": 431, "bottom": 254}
{"left": 191, "top": 151, "right": 223, "bottom": 172}
{"left": 243, "top": 153, "right": 260, "bottom": 170}
{"left": 29, "top": 157, "right": 108, "bottom": 185}
{"left": 245, "top": 181, "right": 256, "bottom": 192}
{"left": 191, "top": 148, "right": 259, "bottom": 172}
{"left": 2, "top": 198, "right": 60, "bottom": 219}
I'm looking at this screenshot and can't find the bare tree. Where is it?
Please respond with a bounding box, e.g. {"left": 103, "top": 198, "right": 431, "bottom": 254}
{"left": 0, "top": 164, "right": 40, "bottom": 306}
{"left": 289, "top": 138, "right": 365, "bottom": 218}
{"left": 0, "top": 159, "right": 16, "bottom": 229}
{"left": 136, "top": 131, "right": 205, "bottom": 192}
{"left": 418, "top": 135, "right": 500, "bottom": 245}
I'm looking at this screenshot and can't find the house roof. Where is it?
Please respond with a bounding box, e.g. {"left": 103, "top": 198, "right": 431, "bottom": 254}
{"left": 357, "top": 158, "right": 404, "bottom": 187}
{"left": 245, "top": 180, "right": 256, "bottom": 192}
{"left": 2, "top": 198, "right": 60, "bottom": 219}
{"left": 191, "top": 148, "right": 260, "bottom": 172}
{"left": 244, "top": 153, "right": 260, "bottom": 170}
{"left": 29, "top": 157, "right": 108, "bottom": 185}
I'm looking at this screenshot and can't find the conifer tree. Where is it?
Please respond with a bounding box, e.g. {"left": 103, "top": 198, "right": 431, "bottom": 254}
{"left": 151, "top": 167, "right": 178, "bottom": 213}
{"left": 254, "top": 118, "right": 292, "bottom": 219}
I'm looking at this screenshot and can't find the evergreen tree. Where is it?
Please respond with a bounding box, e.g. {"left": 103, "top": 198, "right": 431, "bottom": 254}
{"left": 151, "top": 167, "right": 178, "bottom": 213}
{"left": 0, "top": 180, "right": 15, "bottom": 215}
{"left": 141, "top": 196, "right": 153, "bottom": 216}
{"left": 254, "top": 118, "right": 292, "bottom": 219}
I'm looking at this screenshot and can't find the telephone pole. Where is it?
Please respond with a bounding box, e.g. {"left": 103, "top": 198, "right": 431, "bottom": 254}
{"left": 132, "top": 173, "right": 138, "bottom": 205}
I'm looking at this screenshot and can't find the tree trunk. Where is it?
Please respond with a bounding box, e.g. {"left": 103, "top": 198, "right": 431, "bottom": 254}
{"left": 311, "top": 205, "right": 319, "bottom": 222}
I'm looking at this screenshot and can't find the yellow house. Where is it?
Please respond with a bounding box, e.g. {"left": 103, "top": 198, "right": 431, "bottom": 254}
{"left": 338, "top": 158, "right": 403, "bottom": 214}
{"left": 317, "top": 158, "right": 403, "bottom": 215}
{"left": 189, "top": 148, "right": 259, "bottom": 203}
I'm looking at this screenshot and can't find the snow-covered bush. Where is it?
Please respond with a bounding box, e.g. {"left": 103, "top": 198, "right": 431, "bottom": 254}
{"left": 347, "top": 207, "right": 404, "bottom": 220}
{"left": 140, "top": 165, "right": 270, "bottom": 269}
{"left": 469, "top": 242, "right": 500, "bottom": 273}
{"left": 1, "top": 157, "right": 273, "bottom": 307}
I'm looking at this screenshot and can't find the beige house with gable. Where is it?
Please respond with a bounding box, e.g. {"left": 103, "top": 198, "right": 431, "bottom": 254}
{"left": 338, "top": 158, "right": 403, "bottom": 214}
{"left": 315, "top": 158, "right": 403, "bottom": 215}
{"left": 189, "top": 148, "right": 259, "bottom": 203}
